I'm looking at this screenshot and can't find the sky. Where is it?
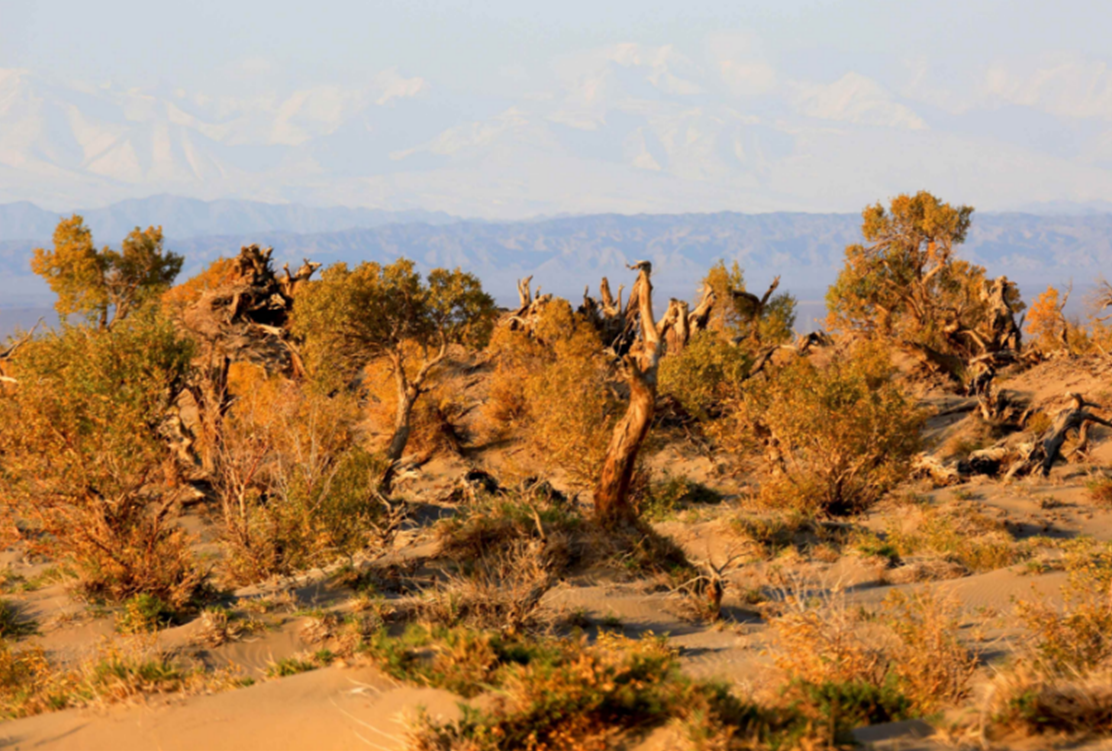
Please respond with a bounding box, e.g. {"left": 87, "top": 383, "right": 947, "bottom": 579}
{"left": 2, "top": 0, "right": 1112, "bottom": 216}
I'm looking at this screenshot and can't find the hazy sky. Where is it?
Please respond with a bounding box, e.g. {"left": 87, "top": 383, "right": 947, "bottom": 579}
{"left": 4, "top": 0, "right": 1107, "bottom": 99}
{"left": 4, "top": 1, "right": 1112, "bottom": 215}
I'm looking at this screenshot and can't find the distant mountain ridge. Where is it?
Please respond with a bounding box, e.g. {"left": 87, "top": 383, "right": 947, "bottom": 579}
{"left": 3, "top": 200, "right": 1112, "bottom": 324}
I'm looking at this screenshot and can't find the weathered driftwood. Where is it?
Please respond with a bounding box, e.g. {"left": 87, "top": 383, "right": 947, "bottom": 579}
{"left": 179, "top": 244, "right": 320, "bottom": 473}
{"left": 1007, "top": 393, "right": 1112, "bottom": 479}
{"left": 594, "top": 261, "right": 662, "bottom": 526}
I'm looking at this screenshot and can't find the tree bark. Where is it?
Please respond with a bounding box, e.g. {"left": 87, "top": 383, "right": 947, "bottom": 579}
{"left": 594, "top": 262, "right": 661, "bottom": 527}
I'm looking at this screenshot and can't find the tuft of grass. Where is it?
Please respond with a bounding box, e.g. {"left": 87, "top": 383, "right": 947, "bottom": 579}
{"left": 637, "top": 475, "right": 723, "bottom": 521}
{"left": 0, "top": 600, "right": 36, "bottom": 639}
{"left": 0, "top": 640, "right": 250, "bottom": 720}
{"left": 1086, "top": 476, "right": 1112, "bottom": 508}
{"left": 265, "top": 650, "right": 335, "bottom": 678}
{"left": 193, "top": 606, "right": 265, "bottom": 648}
{"left": 115, "top": 594, "right": 178, "bottom": 634}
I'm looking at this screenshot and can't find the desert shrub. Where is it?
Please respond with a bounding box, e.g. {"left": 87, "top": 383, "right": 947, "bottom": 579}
{"left": 406, "top": 631, "right": 829, "bottom": 751}
{"left": 731, "top": 510, "right": 830, "bottom": 559}
{"left": 161, "top": 256, "right": 239, "bottom": 314}
{"left": 437, "top": 484, "right": 580, "bottom": 567}
{"left": 482, "top": 300, "right": 617, "bottom": 488}
{"left": 418, "top": 540, "right": 556, "bottom": 636}
{"left": 193, "top": 606, "right": 265, "bottom": 647}
{"left": 727, "top": 343, "right": 923, "bottom": 516}
{"left": 0, "top": 601, "right": 35, "bottom": 640}
{"left": 882, "top": 589, "right": 978, "bottom": 713}
{"left": 989, "top": 667, "right": 1112, "bottom": 739}
{"left": 770, "top": 590, "right": 976, "bottom": 717}
{"left": 0, "top": 310, "right": 205, "bottom": 608}
{"left": 216, "top": 368, "right": 389, "bottom": 583}
{"left": 0, "top": 640, "right": 247, "bottom": 720}
{"left": 658, "top": 330, "right": 752, "bottom": 419}
{"left": 1016, "top": 540, "right": 1112, "bottom": 675}
{"left": 781, "top": 679, "right": 912, "bottom": 732}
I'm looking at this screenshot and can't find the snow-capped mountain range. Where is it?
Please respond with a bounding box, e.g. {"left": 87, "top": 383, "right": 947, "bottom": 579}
{"left": 4, "top": 43, "right": 1112, "bottom": 217}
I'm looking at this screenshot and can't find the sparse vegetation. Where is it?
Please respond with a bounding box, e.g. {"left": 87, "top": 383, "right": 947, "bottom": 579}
{"left": 8, "top": 204, "right": 1112, "bottom": 746}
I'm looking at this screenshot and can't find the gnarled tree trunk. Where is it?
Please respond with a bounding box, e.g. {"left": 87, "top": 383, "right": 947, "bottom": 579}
{"left": 594, "top": 262, "right": 661, "bottom": 527}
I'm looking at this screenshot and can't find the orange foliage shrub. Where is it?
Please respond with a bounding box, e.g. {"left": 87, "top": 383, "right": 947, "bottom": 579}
{"left": 161, "top": 257, "right": 239, "bottom": 314}
{"left": 482, "top": 300, "right": 617, "bottom": 488}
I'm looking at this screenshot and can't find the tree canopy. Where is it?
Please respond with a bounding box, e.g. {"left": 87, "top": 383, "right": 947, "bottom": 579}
{"left": 31, "top": 216, "right": 184, "bottom": 330}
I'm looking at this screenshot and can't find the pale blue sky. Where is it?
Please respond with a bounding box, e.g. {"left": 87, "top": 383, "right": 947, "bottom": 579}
{"left": 3, "top": 1, "right": 1107, "bottom": 97}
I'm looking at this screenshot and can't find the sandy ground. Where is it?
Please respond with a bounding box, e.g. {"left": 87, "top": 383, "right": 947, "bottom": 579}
{"left": 3, "top": 354, "right": 1112, "bottom": 749}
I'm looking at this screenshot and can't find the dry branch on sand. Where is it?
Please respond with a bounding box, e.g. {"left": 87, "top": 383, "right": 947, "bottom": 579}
{"left": 1007, "top": 392, "right": 1112, "bottom": 478}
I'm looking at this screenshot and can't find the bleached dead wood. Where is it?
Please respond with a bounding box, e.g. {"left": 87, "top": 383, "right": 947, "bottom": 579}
{"left": 1006, "top": 392, "right": 1112, "bottom": 479}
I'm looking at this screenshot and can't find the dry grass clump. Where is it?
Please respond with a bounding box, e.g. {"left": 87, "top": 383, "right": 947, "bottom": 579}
{"left": 886, "top": 502, "right": 1024, "bottom": 574}
{"left": 731, "top": 510, "right": 850, "bottom": 561}
{"left": 436, "top": 483, "right": 579, "bottom": 573}
{"left": 216, "top": 364, "right": 390, "bottom": 584}
{"left": 0, "top": 600, "right": 36, "bottom": 640}
{"left": 1016, "top": 539, "right": 1112, "bottom": 675}
{"left": 0, "top": 639, "right": 249, "bottom": 720}
{"left": 1085, "top": 475, "right": 1112, "bottom": 507}
{"left": 988, "top": 667, "right": 1112, "bottom": 739}
{"left": 638, "top": 474, "right": 724, "bottom": 521}
{"left": 115, "top": 594, "right": 180, "bottom": 635}
{"left": 770, "top": 589, "right": 977, "bottom": 718}
{"left": 193, "top": 606, "right": 266, "bottom": 648}
{"left": 417, "top": 540, "right": 556, "bottom": 637}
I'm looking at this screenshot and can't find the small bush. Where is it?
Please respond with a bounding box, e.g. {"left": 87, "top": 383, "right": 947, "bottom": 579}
{"left": 405, "top": 631, "right": 831, "bottom": 751}
{"left": 115, "top": 594, "right": 177, "bottom": 635}
{"left": 193, "top": 606, "right": 265, "bottom": 647}
{"left": 216, "top": 368, "right": 389, "bottom": 584}
{"left": 0, "top": 640, "right": 248, "bottom": 719}
{"left": 658, "top": 329, "right": 751, "bottom": 419}
{"left": 770, "top": 590, "right": 976, "bottom": 717}
{"left": 481, "top": 301, "right": 617, "bottom": 488}
{"left": 989, "top": 668, "right": 1112, "bottom": 739}
{"left": 725, "top": 342, "right": 924, "bottom": 516}
{"left": 882, "top": 589, "right": 978, "bottom": 713}
{"left": 266, "top": 652, "right": 333, "bottom": 678}
{"left": 887, "top": 502, "right": 1023, "bottom": 573}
